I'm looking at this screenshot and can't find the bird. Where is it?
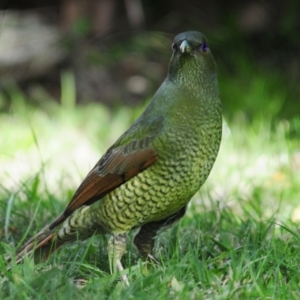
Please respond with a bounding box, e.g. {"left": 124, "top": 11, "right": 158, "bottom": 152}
{"left": 10, "top": 31, "right": 222, "bottom": 278}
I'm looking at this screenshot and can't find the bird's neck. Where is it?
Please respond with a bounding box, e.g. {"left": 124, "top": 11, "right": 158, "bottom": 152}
{"left": 169, "top": 58, "right": 218, "bottom": 94}
{"left": 168, "top": 70, "right": 219, "bottom": 105}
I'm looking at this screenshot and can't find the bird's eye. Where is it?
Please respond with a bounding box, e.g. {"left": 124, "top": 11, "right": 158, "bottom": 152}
{"left": 172, "top": 43, "right": 178, "bottom": 51}
{"left": 200, "top": 42, "right": 208, "bottom": 52}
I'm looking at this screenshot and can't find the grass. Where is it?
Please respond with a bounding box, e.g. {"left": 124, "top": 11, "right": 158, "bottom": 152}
{"left": 1, "top": 81, "right": 300, "bottom": 299}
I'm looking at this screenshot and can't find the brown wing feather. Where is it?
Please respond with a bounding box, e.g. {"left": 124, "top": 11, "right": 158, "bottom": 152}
{"left": 49, "top": 146, "right": 157, "bottom": 230}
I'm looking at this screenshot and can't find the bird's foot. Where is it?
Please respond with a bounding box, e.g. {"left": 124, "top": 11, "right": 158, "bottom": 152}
{"left": 116, "top": 259, "right": 129, "bottom": 287}
{"left": 139, "top": 254, "right": 159, "bottom": 275}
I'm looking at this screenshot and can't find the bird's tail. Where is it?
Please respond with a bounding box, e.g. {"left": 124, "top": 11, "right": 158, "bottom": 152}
{"left": 7, "top": 224, "right": 64, "bottom": 265}
{"left": 6, "top": 205, "right": 98, "bottom": 266}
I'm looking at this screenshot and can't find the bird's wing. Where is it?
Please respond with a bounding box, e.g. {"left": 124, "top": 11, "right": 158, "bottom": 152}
{"left": 49, "top": 116, "right": 163, "bottom": 230}
{"left": 67, "top": 145, "right": 157, "bottom": 213}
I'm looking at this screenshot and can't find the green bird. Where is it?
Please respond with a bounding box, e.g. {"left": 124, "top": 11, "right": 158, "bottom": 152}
{"left": 12, "top": 31, "right": 222, "bottom": 275}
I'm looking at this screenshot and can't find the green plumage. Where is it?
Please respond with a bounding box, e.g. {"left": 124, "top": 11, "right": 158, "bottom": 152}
{"left": 13, "top": 31, "right": 222, "bottom": 271}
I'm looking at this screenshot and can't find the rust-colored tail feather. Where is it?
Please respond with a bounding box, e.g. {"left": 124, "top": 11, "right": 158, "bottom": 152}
{"left": 7, "top": 225, "right": 62, "bottom": 265}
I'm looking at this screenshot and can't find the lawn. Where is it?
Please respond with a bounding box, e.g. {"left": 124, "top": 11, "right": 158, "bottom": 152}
{"left": 1, "top": 85, "right": 300, "bottom": 299}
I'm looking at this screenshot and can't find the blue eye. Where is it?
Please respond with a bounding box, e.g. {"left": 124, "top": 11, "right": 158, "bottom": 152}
{"left": 200, "top": 42, "right": 208, "bottom": 52}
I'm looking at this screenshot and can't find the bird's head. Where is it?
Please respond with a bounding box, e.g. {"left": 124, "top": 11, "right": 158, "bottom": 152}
{"left": 168, "top": 31, "right": 217, "bottom": 86}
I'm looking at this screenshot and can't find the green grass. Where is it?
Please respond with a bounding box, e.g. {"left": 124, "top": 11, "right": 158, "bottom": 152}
{"left": 1, "top": 87, "right": 300, "bottom": 299}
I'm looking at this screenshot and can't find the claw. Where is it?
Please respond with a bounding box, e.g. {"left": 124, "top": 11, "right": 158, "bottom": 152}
{"left": 147, "top": 254, "right": 159, "bottom": 264}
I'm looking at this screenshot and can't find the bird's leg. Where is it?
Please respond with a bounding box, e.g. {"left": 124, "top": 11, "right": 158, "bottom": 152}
{"left": 134, "top": 206, "right": 187, "bottom": 261}
{"left": 133, "top": 222, "right": 164, "bottom": 275}
{"left": 134, "top": 223, "right": 159, "bottom": 260}
{"left": 108, "top": 233, "right": 129, "bottom": 286}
